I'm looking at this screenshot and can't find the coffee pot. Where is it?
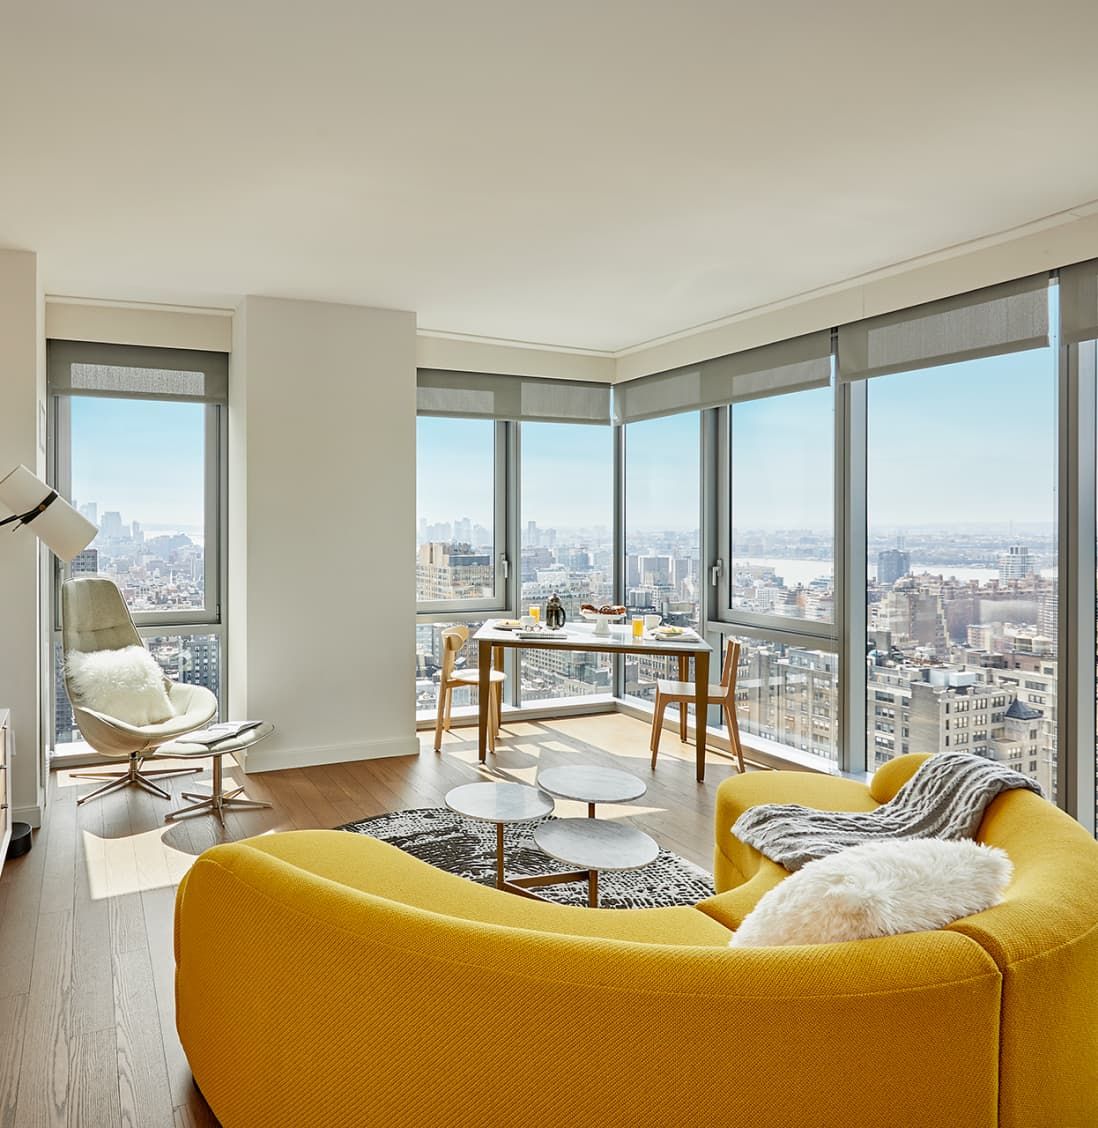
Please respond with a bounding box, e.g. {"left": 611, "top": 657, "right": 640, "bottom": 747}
{"left": 545, "top": 593, "right": 567, "bottom": 631}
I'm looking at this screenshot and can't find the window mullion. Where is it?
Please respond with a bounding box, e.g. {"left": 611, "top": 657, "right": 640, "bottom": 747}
{"left": 612, "top": 422, "right": 625, "bottom": 700}
{"left": 1058, "top": 338, "right": 1097, "bottom": 829}
{"left": 504, "top": 420, "right": 521, "bottom": 707}
{"left": 838, "top": 377, "right": 868, "bottom": 775}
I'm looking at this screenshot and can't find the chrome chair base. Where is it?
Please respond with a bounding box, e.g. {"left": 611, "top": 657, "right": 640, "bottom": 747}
{"left": 165, "top": 753, "right": 272, "bottom": 827}
{"left": 74, "top": 754, "right": 201, "bottom": 805}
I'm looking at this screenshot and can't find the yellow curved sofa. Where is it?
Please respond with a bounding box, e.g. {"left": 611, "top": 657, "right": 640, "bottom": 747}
{"left": 174, "top": 754, "right": 1098, "bottom": 1128}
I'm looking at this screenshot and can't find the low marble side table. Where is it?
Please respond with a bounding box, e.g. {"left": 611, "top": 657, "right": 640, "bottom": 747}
{"left": 162, "top": 723, "right": 275, "bottom": 827}
{"left": 536, "top": 765, "right": 647, "bottom": 818}
{"left": 534, "top": 818, "right": 659, "bottom": 907}
{"left": 445, "top": 781, "right": 556, "bottom": 894}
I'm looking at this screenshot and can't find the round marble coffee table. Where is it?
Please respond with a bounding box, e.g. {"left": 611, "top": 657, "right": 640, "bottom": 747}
{"left": 537, "top": 765, "right": 647, "bottom": 817}
{"left": 534, "top": 818, "right": 659, "bottom": 907}
{"left": 445, "top": 782, "right": 554, "bottom": 892}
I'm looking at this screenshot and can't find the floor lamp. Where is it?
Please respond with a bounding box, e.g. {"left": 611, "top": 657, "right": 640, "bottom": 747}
{"left": 0, "top": 465, "right": 97, "bottom": 860}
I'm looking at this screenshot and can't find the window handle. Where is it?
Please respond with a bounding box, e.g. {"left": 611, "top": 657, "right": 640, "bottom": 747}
{"left": 500, "top": 554, "right": 510, "bottom": 579}
{"left": 710, "top": 558, "right": 724, "bottom": 586}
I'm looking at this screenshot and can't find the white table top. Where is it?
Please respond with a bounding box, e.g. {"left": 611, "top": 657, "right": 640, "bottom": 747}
{"left": 537, "top": 765, "right": 647, "bottom": 805}
{"left": 445, "top": 781, "right": 555, "bottom": 824}
{"left": 473, "top": 620, "right": 711, "bottom": 655}
{"left": 534, "top": 818, "right": 659, "bottom": 872}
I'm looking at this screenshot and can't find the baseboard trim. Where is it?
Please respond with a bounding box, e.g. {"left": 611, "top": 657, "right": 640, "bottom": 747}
{"left": 13, "top": 805, "right": 43, "bottom": 828}
{"left": 243, "top": 736, "right": 420, "bottom": 774}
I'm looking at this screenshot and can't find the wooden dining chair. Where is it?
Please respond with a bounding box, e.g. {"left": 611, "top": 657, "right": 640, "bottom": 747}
{"left": 649, "top": 639, "right": 745, "bottom": 772}
{"left": 433, "top": 625, "right": 506, "bottom": 753}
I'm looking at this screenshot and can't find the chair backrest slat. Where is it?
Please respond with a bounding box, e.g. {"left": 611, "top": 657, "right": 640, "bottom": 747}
{"left": 719, "top": 640, "right": 742, "bottom": 704}
{"left": 439, "top": 625, "right": 470, "bottom": 686}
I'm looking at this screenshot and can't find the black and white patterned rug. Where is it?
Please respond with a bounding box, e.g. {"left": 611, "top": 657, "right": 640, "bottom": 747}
{"left": 339, "top": 807, "right": 714, "bottom": 909}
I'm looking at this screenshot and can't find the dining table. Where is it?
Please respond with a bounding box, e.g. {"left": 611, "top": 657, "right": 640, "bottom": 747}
{"left": 471, "top": 619, "right": 715, "bottom": 782}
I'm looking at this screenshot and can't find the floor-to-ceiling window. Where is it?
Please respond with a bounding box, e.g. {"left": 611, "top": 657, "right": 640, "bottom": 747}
{"left": 623, "top": 412, "right": 701, "bottom": 701}
{"left": 520, "top": 422, "right": 614, "bottom": 704}
{"left": 48, "top": 342, "right": 227, "bottom": 751}
{"left": 723, "top": 383, "right": 840, "bottom": 761}
{"left": 863, "top": 334, "right": 1058, "bottom": 793}
{"left": 414, "top": 415, "right": 504, "bottom": 717}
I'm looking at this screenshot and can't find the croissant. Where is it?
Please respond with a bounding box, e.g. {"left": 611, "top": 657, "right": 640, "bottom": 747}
{"left": 580, "top": 602, "right": 627, "bottom": 616}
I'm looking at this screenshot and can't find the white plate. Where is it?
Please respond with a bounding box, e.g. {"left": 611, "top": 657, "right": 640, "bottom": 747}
{"left": 651, "top": 628, "right": 700, "bottom": 642}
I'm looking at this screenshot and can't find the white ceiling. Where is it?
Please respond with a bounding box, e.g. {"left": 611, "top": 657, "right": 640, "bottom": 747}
{"left": 3, "top": 0, "right": 1098, "bottom": 352}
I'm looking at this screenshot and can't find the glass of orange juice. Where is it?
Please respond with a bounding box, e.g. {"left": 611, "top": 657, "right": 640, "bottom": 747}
{"left": 632, "top": 616, "right": 644, "bottom": 640}
{"left": 529, "top": 605, "right": 540, "bottom": 623}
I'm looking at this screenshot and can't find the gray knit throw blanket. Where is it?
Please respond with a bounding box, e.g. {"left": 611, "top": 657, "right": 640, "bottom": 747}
{"left": 732, "top": 753, "right": 1042, "bottom": 872}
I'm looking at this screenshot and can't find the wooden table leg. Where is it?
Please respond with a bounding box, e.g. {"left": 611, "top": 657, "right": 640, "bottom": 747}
{"left": 478, "top": 639, "right": 491, "bottom": 763}
{"left": 493, "top": 644, "right": 505, "bottom": 738}
{"left": 695, "top": 647, "right": 710, "bottom": 782}
{"left": 678, "top": 654, "right": 689, "bottom": 743}
{"left": 588, "top": 869, "right": 599, "bottom": 908}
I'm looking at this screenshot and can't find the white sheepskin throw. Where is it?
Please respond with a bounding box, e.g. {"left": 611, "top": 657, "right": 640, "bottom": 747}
{"left": 729, "top": 838, "right": 1012, "bottom": 948}
{"left": 66, "top": 646, "right": 175, "bottom": 726}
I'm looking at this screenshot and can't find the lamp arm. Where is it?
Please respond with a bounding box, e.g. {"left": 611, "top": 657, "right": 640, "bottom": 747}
{"left": 0, "top": 490, "right": 59, "bottom": 530}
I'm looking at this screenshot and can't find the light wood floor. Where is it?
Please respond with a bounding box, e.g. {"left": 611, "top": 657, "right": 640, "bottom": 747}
{"left": 0, "top": 713, "right": 741, "bottom": 1128}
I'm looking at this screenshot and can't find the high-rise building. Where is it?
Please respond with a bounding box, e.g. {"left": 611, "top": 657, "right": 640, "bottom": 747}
{"left": 70, "top": 548, "right": 99, "bottom": 576}
{"left": 877, "top": 547, "right": 911, "bottom": 585}
{"left": 78, "top": 501, "right": 98, "bottom": 526}
{"left": 100, "top": 510, "right": 124, "bottom": 539}
{"left": 999, "top": 545, "right": 1035, "bottom": 583}
{"left": 416, "top": 542, "right": 492, "bottom": 600}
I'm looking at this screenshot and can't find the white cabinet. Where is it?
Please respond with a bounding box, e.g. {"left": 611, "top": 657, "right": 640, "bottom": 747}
{"left": 0, "top": 709, "right": 11, "bottom": 875}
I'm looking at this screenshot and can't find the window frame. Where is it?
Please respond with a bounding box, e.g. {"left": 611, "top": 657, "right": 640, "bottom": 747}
{"left": 704, "top": 375, "right": 845, "bottom": 771}
{"left": 620, "top": 410, "right": 705, "bottom": 706}
{"left": 47, "top": 374, "right": 229, "bottom": 754}
{"left": 721, "top": 383, "right": 839, "bottom": 636}
{"left": 414, "top": 418, "right": 512, "bottom": 616}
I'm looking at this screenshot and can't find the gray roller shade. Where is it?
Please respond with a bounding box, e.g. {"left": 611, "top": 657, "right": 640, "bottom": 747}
{"left": 417, "top": 369, "right": 611, "bottom": 425}
{"left": 1061, "top": 258, "right": 1098, "bottom": 345}
{"left": 48, "top": 339, "right": 228, "bottom": 404}
{"left": 838, "top": 274, "right": 1050, "bottom": 382}
{"left": 612, "top": 331, "right": 832, "bottom": 425}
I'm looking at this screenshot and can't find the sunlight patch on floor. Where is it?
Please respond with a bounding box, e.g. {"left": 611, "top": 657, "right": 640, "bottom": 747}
{"left": 83, "top": 826, "right": 194, "bottom": 900}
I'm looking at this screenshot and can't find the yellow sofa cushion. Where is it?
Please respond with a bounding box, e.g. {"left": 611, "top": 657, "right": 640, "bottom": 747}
{"left": 176, "top": 832, "right": 1003, "bottom": 1128}
{"left": 703, "top": 758, "right": 1098, "bottom": 1128}
{"left": 710, "top": 769, "right": 878, "bottom": 904}
{"left": 235, "top": 829, "right": 733, "bottom": 947}
{"left": 946, "top": 787, "right": 1098, "bottom": 1127}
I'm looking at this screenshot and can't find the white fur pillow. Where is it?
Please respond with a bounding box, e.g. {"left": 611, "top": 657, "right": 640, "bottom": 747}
{"left": 729, "top": 838, "right": 1012, "bottom": 948}
{"left": 65, "top": 646, "right": 175, "bottom": 726}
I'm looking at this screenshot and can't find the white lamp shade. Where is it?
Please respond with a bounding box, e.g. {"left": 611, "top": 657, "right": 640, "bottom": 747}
{"left": 0, "top": 465, "right": 98, "bottom": 562}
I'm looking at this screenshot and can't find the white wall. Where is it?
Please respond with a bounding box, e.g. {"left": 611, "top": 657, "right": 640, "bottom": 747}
{"left": 0, "top": 250, "right": 45, "bottom": 824}
{"left": 45, "top": 298, "right": 232, "bottom": 352}
{"left": 229, "top": 297, "right": 418, "bottom": 772}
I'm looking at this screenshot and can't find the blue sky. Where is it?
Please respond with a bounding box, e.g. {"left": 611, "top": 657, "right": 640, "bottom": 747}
{"left": 71, "top": 342, "right": 1060, "bottom": 537}
{"left": 70, "top": 397, "right": 206, "bottom": 530}
{"left": 417, "top": 344, "right": 1059, "bottom": 534}
{"left": 866, "top": 347, "right": 1057, "bottom": 531}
